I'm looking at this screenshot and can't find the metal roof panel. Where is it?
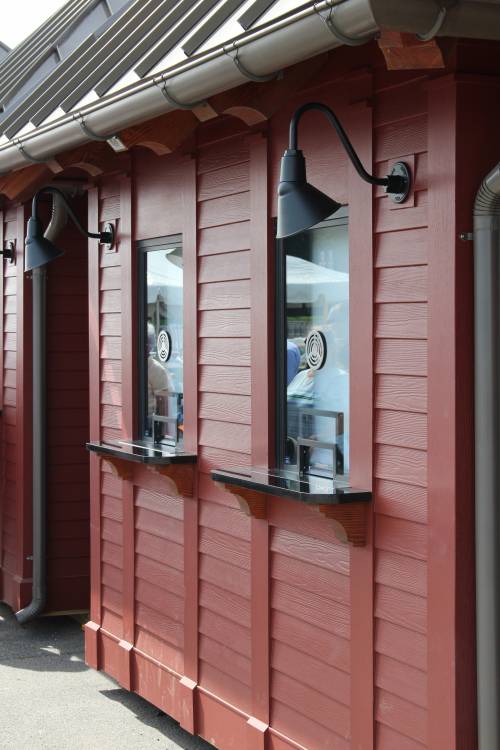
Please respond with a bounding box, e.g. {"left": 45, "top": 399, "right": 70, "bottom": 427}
{"left": 1, "top": 35, "right": 97, "bottom": 139}
{"left": 61, "top": 0, "right": 183, "bottom": 106}
{"left": 93, "top": 0, "right": 194, "bottom": 97}
{"left": 56, "top": 1, "right": 109, "bottom": 57}
{"left": 237, "top": 0, "right": 276, "bottom": 29}
{"left": 134, "top": 0, "right": 223, "bottom": 78}
{"left": 0, "top": 42, "right": 10, "bottom": 62}
{"left": 29, "top": 0, "right": 156, "bottom": 125}
{"left": 0, "top": 0, "right": 308, "bottom": 140}
{"left": 0, "top": 0, "right": 95, "bottom": 98}
{"left": 182, "top": 0, "right": 246, "bottom": 56}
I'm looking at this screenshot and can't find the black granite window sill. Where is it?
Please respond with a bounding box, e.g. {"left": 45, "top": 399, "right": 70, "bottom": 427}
{"left": 211, "top": 466, "right": 371, "bottom": 505}
{"left": 86, "top": 440, "right": 197, "bottom": 466}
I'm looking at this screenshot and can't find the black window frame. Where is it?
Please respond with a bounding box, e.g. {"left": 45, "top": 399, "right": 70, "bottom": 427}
{"left": 275, "top": 208, "right": 350, "bottom": 478}
{"left": 137, "top": 233, "right": 183, "bottom": 447}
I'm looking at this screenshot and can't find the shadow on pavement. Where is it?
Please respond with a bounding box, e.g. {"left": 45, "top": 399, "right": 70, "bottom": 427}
{"left": 1, "top": 603, "right": 216, "bottom": 748}
{"left": 101, "top": 688, "right": 216, "bottom": 749}
{"left": 0, "top": 603, "right": 87, "bottom": 673}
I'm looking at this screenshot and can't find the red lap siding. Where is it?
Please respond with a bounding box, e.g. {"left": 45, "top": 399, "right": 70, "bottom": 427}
{"left": 197, "top": 134, "right": 253, "bottom": 710}
{"left": 46, "top": 213, "right": 90, "bottom": 611}
{"left": 83, "top": 55, "right": 482, "bottom": 750}
{"left": 0, "top": 208, "right": 19, "bottom": 606}
{"left": 373, "top": 77, "right": 429, "bottom": 750}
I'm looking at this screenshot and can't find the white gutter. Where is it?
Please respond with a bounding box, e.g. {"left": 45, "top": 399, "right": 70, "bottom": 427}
{"left": 0, "top": 0, "right": 376, "bottom": 173}
{"left": 0, "top": 0, "right": 499, "bottom": 174}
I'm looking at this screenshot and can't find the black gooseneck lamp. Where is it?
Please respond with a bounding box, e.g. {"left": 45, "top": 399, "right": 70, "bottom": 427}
{"left": 276, "top": 102, "right": 412, "bottom": 239}
{"left": 25, "top": 186, "right": 115, "bottom": 272}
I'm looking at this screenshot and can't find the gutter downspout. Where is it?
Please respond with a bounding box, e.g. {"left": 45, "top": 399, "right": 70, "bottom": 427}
{"left": 474, "top": 163, "right": 500, "bottom": 750}
{"left": 15, "top": 194, "right": 67, "bottom": 624}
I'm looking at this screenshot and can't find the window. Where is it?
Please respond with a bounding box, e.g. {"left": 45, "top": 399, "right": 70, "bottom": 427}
{"left": 277, "top": 211, "right": 349, "bottom": 479}
{"left": 139, "top": 236, "right": 183, "bottom": 447}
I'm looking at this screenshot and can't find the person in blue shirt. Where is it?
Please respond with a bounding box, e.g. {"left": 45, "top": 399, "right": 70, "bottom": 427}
{"left": 286, "top": 339, "right": 301, "bottom": 386}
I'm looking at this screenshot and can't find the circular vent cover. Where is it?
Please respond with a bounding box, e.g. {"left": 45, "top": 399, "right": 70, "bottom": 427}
{"left": 157, "top": 330, "right": 171, "bottom": 363}
{"left": 305, "top": 329, "right": 327, "bottom": 371}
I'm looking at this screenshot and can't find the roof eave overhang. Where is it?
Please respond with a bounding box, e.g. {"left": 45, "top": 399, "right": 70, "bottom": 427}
{"left": 1, "top": 0, "right": 499, "bottom": 176}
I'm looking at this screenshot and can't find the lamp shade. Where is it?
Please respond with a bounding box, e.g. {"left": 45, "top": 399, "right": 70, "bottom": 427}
{"left": 25, "top": 216, "right": 64, "bottom": 272}
{"left": 276, "top": 149, "right": 342, "bottom": 239}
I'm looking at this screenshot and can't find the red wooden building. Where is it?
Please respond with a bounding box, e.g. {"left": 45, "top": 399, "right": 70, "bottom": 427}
{"left": 1, "top": 2, "right": 500, "bottom": 749}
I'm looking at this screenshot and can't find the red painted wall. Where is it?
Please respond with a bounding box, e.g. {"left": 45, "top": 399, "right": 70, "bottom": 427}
{"left": 2, "top": 42, "right": 500, "bottom": 750}
{"left": 0, "top": 200, "right": 90, "bottom": 613}
{"left": 83, "top": 57, "right": 445, "bottom": 749}
{"left": 0, "top": 205, "right": 30, "bottom": 610}
{"left": 46, "top": 205, "right": 90, "bottom": 612}
{"left": 372, "top": 73, "right": 430, "bottom": 750}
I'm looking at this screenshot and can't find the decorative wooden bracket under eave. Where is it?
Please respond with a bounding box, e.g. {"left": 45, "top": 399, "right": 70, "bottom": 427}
{"left": 119, "top": 109, "right": 200, "bottom": 155}
{"left": 377, "top": 32, "right": 446, "bottom": 70}
{"left": 0, "top": 141, "right": 129, "bottom": 202}
{"left": 0, "top": 163, "right": 54, "bottom": 202}
{"left": 215, "top": 481, "right": 368, "bottom": 546}
{"left": 56, "top": 140, "right": 129, "bottom": 176}
{"left": 206, "top": 54, "right": 329, "bottom": 126}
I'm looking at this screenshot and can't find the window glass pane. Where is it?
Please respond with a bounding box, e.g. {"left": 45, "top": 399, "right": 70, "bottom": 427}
{"left": 283, "top": 219, "right": 349, "bottom": 477}
{"left": 143, "top": 243, "right": 183, "bottom": 446}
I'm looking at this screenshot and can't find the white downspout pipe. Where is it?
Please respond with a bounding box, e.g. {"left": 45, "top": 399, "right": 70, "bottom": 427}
{"left": 474, "top": 162, "right": 500, "bottom": 750}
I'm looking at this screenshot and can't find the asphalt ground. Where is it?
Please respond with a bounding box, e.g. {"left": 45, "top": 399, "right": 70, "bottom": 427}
{"left": 0, "top": 603, "right": 215, "bottom": 750}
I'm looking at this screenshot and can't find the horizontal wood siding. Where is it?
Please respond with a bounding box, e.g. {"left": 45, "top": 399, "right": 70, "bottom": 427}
{"left": 270, "top": 524, "right": 352, "bottom": 749}
{"left": 81, "top": 53, "right": 481, "bottom": 750}
{"left": 134, "top": 484, "right": 185, "bottom": 674}
{"left": 46, "top": 213, "right": 90, "bottom": 611}
{"left": 99, "top": 183, "right": 124, "bottom": 635}
{"left": 0, "top": 209, "right": 18, "bottom": 604}
{"left": 88, "top": 168, "right": 193, "bottom": 694}
{"left": 373, "top": 76, "right": 429, "bottom": 750}
{"left": 197, "top": 134, "right": 252, "bottom": 711}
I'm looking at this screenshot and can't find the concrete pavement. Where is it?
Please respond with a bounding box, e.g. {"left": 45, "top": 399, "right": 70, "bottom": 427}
{"left": 0, "top": 603, "right": 215, "bottom": 750}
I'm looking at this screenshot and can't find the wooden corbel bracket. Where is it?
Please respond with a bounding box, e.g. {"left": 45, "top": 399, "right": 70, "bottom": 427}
{"left": 314, "top": 502, "right": 368, "bottom": 547}
{"left": 215, "top": 482, "right": 267, "bottom": 519}
{"left": 212, "top": 471, "right": 369, "bottom": 546}
{"left": 148, "top": 463, "right": 194, "bottom": 498}
{"left": 103, "top": 455, "right": 133, "bottom": 481}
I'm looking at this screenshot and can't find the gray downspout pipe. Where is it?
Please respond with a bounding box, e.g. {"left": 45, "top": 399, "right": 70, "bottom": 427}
{"left": 15, "top": 266, "right": 47, "bottom": 624}
{"left": 15, "top": 194, "right": 67, "bottom": 624}
{"left": 474, "top": 163, "right": 500, "bottom": 750}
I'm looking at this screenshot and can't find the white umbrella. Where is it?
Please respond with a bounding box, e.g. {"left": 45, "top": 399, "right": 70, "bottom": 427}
{"left": 286, "top": 255, "right": 348, "bottom": 304}
{"left": 147, "top": 253, "right": 183, "bottom": 305}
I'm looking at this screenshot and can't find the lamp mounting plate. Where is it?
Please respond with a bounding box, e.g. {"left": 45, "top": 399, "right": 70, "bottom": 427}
{"left": 101, "top": 222, "right": 115, "bottom": 251}
{"left": 1, "top": 240, "right": 16, "bottom": 264}
{"left": 389, "top": 161, "right": 411, "bottom": 204}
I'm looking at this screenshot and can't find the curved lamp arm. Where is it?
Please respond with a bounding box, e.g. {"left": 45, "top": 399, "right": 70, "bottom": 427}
{"left": 31, "top": 186, "right": 114, "bottom": 245}
{"left": 288, "top": 102, "right": 410, "bottom": 198}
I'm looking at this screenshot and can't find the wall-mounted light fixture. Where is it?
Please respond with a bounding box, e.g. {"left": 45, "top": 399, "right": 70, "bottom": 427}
{"left": 1, "top": 239, "right": 15, "bottom": 263}
{"left": 25, "top": 186, "right": 115, "bottom": 272}
{"left": 277, "top": 102, "right": 412, "bottom": 239}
